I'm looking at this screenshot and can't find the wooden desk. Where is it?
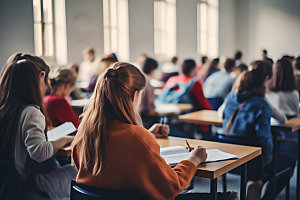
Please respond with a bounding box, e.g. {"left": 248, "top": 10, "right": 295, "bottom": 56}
{"left": 179, "top": 110, "right": 223, "bottom": 126}
{"left": 179, "top": 110, "right": 300, "bottom": 199}
{"left": 147, "top": 103, "right": 193, "bottom": 117}
{"left": 157, "top": 136, "right": 261, "bottom": 200}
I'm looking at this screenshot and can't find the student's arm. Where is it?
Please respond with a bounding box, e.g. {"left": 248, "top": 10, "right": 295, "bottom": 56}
{"left": 254, "top": 104, "right": 273, "bottom": 165}
{"left": 53, "top": 98, "right": 80, "bottom": 127}
{"left": 265, "top": 98, "right": 287, "bottom": 123}
{"left": 191, "top": 81, "right": 212, "bottom": 110}
{"left": 22, "top": 107, "right": 54, "bottom": 162}
{"left": 126, "top": 127, "right": 204, "bottom": 199}
{"left": 51, "top": 136, "right": 74, "bottom": 155}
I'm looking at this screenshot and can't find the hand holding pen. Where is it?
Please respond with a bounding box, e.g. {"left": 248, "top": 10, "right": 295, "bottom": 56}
{"left": 148, "top": 117, "right": 169, "bottom": 138}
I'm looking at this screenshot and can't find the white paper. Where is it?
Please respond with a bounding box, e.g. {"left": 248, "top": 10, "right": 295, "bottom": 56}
{"left": 47, "top": 122, "right": 77, "bottom": 141}
{"left": 71, "top": 99, "right": 89, "bottom": 107}
{"left": 155, "top": 101, "right": 180, "bottom": 114}
{"left": 160, "top": 146, "right": 237, "bottom": 166}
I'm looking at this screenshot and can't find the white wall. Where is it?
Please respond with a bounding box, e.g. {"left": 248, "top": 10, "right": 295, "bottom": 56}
{"left": 234, "top": 0, "right": 300, "bottom": 63}
{"left": 0, "top": 0, "right": 34, "bottom": 69}
{"left": 176, "top": 0, "right": 198, "bottom": 62}
{"left": 128, "top": 0, "right": 155, "bottom": 62}
{"left": 65, "top": 0, "right": 103, "bottom": 64}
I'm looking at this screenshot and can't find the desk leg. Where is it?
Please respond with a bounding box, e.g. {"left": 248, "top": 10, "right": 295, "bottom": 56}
{"left": 240, "top": 163, "right": 247, "bottom": 200}
{"left": 210, "top": 178, "right": 217, "bottom": 200}
{"left": 297, "top": 130, "right": 300, "bottom": 200}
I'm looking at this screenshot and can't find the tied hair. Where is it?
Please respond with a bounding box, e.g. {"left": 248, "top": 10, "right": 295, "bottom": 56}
{"left": 105, "top": 69, "right": 119, "bottom": 79}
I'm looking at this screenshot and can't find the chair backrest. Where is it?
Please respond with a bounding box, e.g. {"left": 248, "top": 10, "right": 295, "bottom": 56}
{"left": 70, "top": 180, "right": 137, "bottom": 200}
{"left": 207, "top": 97, "right": 223, "bottom": 110}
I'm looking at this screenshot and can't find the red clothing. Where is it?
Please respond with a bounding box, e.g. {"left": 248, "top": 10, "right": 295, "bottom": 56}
{"left": 43, "top": 94, "right": 79, "bottom": 127}
{"left": 164, "top": 75, "right": 212, "bottom": 110}
{"left": 72, "top": 121, "right": 197, "bottom": 199}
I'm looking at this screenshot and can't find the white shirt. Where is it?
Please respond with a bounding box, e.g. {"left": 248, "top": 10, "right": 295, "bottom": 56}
{"left": 78, "top": 60, "right": 93, "bottom": 82}
{"left": 266, "top": 90, "right": 299, "bottom": 117}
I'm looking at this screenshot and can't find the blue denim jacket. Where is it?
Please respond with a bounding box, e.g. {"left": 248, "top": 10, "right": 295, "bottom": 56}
{"left": 222, "top": 91, "right": 273, "bottom": 165}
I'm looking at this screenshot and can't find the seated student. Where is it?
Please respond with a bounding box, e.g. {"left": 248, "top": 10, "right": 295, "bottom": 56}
{"left": 266, "top": 59, "right": 299, "bottom": 159}
{"left": 293, "top": 56, "right": 300, "bottom": 89}
{"left": 72, "top": 62, "right": 208, "bottom": 199}
{"left": 87, "top": 53, "right": 118, "bottom": 93}
{"left": 139, "top": 58, "right": 159, "bottom": 128}
{"left": 67, "top": 62, "right": 84, "bottom": 100}
{"left": 44, "top": 68, "right": 80, "bottom": 128}
{"left": 200, "top": 58, "right": 220, "bottom": 82}
{"left": 222, "top": 60, "right": 295, "bottom": 200}
{"left": 78, "top": 47, "right": 95, "bottom": 82}
{"left": 161, "top": 56, "right": 179, "bottom": 82}
{"left": 0, "top": 53, "right": 77, "bottom": 199}
{"left": 162, "top": 59, "right": 212, "bottom": 110}
{"left": 203, "top": 58, "right": 236, "bottom": 107}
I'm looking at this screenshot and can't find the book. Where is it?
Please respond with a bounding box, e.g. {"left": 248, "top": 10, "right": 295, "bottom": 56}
{"left": 160, "top": 146, "right": 237, "bottom": 167}
{"left": 47, "top": 122, "right": 77, "bottom": 141}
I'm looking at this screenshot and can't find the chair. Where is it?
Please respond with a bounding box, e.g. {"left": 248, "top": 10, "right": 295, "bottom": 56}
{"left": 216, "top": 133, "right": 292, "bottom": 200}
{"left": 70, "top": 180, "right": 136, "bottom": 200}
{"left": 208, "top": 97, "right": 223, "bottom": 110}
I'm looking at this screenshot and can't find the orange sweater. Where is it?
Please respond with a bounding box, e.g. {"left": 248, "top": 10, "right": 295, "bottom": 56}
{"left": 72, "top": 121, "right": 197, "bottom": 199}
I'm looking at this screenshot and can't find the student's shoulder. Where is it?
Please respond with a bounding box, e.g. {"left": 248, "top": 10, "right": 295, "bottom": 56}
{"left": 21, "top": 104, "right": 45, "bottom": 120}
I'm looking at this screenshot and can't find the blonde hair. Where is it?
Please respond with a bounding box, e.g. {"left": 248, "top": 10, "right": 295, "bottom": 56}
{"left": 49, "top": 68, "right": 77, "bottom": 93}
{"left": 74, "top": 62, "right": 146, "bottom": 175}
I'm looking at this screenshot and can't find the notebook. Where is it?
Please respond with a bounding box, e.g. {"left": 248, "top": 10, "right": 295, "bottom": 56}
{"left": 160, "top": 146, "right": 237, "bottom": 167}
{"left": 47, "top": 122, "right": 77, "bottom": 141}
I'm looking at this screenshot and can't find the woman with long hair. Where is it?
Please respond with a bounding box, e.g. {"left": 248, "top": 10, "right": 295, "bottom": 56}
{"left": 72, "top": 62, "right": 208, "bottom": 199}
{"left": 222, "top": 60, "right": 295, "bottom": 200}
{"left": 0, "top": 53, "right": 77, "bottom": 199}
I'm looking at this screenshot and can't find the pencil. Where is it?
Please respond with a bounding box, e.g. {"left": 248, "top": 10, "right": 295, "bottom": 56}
{"left": 185, "top": 140, "right": 192, "bottom": 152}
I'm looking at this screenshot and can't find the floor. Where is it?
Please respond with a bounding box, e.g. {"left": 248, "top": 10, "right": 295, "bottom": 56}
{"left": 190, "top": 165, "right": 297, "bottom": 199}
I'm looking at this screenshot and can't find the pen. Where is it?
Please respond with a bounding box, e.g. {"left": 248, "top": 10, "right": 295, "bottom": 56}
{"left": 159, "top": 116, "right": 165, "bottom": 134}
{"left": 185, "top": 140, "right": 192, "bottom": 152}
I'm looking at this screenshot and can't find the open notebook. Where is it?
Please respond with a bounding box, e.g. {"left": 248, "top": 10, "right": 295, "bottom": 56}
{"left": 47, "top": 122, "right": 77, "bottom": 141}
{"left": 160, "top": 146, "right": 237, "bottom": 167}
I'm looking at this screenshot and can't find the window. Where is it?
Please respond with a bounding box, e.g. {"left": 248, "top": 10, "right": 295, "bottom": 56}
{"left": 197, "top": 0, "right": 219, "bottom": 58}
{"left": 33, "top": 0, "right": 55, "bottom": 59}
{"left": 154, "top": 0, "right": 176, "bottom": 60}
{"left": 103, "top": 0, "right": 129, "bottom": 61}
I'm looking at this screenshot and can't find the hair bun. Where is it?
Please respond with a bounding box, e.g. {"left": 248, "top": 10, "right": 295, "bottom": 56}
{"left": 105, "top": 69, "right": 119, "bottom": 79}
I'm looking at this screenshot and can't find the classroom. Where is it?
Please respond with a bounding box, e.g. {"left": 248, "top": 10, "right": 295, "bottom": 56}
{"left": 1, "top": 0, "right": 300, "bottom": 199}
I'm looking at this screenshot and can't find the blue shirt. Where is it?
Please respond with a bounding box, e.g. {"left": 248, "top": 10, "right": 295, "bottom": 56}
{"left": 203, "top": 71, "right": 234, "bottom": 99}
{"left": 222, "top": 91, "right": 273, "bottom": 165}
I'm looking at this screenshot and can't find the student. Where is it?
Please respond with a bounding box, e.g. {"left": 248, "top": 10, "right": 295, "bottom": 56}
{"left": 87, "top": 53, "right": 118, "bottom": 93}
{"left": 78, "top": 47, "right": 95, "bottom": 82}
{"left": 222, "top": 60, "right": 295, "bottom": 200}
{"left": 163, "top": 59, "right": 212, "bottom": 110}
{"left": 234, "top": 50, "right": 243, "bottom": 66}
{"left": 266, "top": 59, "right": 299, "bottom": 159}
{"left": 72, "top": 62, "right": 208, "bottom": 199}
{"left": 161, "top": 56, "right": 179, "bottom": 83}
{"left": 203, "top": 58, "right": 235, "bottom": 109}
{"left": 0, "top": 53, "right": 77, "bottom": 199}
{"left": 139, "top": 58, "right": 159, "bottom": 128}
{"left": 44, "top": 68, "right": 80, "bottom": 127}
{"left": 200, "top": 58, "right": 220, "bottom": 82}
{"left": 67, "top": 62, "right": 84, "bottom": 100}
{"left": 230, "top": 63, "right": 248, "bottom": 79}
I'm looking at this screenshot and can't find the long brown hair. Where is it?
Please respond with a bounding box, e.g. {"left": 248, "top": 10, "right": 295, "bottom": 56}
{"left": 0, "top": 56, "right": 50, "bottom": 161}
{"left": 268, "top": 59, "right": 298, "bottom": 92}
{"left": 226, "top": 60, "right": 270, "bottom": 133}
{"left": 49, "top": 68, "right": 77, "bottom": 93}
{"left": 75, "top": 62, "right": 146, "bottom": 175}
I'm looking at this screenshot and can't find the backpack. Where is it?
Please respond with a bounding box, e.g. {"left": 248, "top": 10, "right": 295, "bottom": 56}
{"left": 157, "top": 78, "right": 196, "bottom": 104}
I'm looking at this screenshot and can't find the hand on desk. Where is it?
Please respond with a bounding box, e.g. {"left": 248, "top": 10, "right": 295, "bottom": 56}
{"left": 188, "top": 146, "right": 207, "bottom": 167}
{"left": 51, "top": 136, "right": 74, "bottom": 154}
{"left": 148, "top": 123, "right": 169, "bottom": 138}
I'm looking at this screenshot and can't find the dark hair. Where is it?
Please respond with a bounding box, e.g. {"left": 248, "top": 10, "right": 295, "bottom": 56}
{"left": 262, "top": 49, "right": 268, "bottom": 55}
{"left": 250, "top": 60, "right": 272, "bottom": 79}
{"left": 268, "top": 59, "right": 297, "bottom": 92}
{"left": 0, "top": 56, "right": 50, "bottom": 161}
{"left": 75, "top": 62, "right": 146, "bottom": 175}
{"left": 281, "top": 55, "right": 294, "bottom": 63}
{"left": 295, "top": 56, "right": 300, "bottom": 70}
{"left": 264, "top": 57, "right": 274, "bottom": 65}
{"left": 102, "top": 53, "right": 118, "bottom": 62}
{"left": 234, "top": 50, "right": 242, "bottom": 60}
{"left": 201, "top": 56, "right": 208, "bottom": 64}
{"left": 207, "top": 58, "right": 220, "bottom": 75}
{"left": 224, "top": 58, "right": 235, "bottom": 72}
{"left": 142, "top": 58, "right": 158, "bottom": 75}
{"left": 182, "top": 59, "right": 196, "bottom": 76}
{"left": 236, "top": 63, "right": 248, "bottom": 72}
{"left": 171, "top": 56, "right": 178, "bottom": 64}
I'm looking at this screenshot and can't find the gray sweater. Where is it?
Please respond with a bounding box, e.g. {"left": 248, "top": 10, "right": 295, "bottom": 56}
{"left": 14, "top": 105, "right": 53, "bottom": 176}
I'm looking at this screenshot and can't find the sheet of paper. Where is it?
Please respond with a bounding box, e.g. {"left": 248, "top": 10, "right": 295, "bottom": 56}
{"left": 47, "top": 122, "right": 77, "bottom": 141}
{"left": 161, "top": 147, "right": 237, "bottom": 166}
{"left": 160, "top": 146, "right": 189, "bottom": 156}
